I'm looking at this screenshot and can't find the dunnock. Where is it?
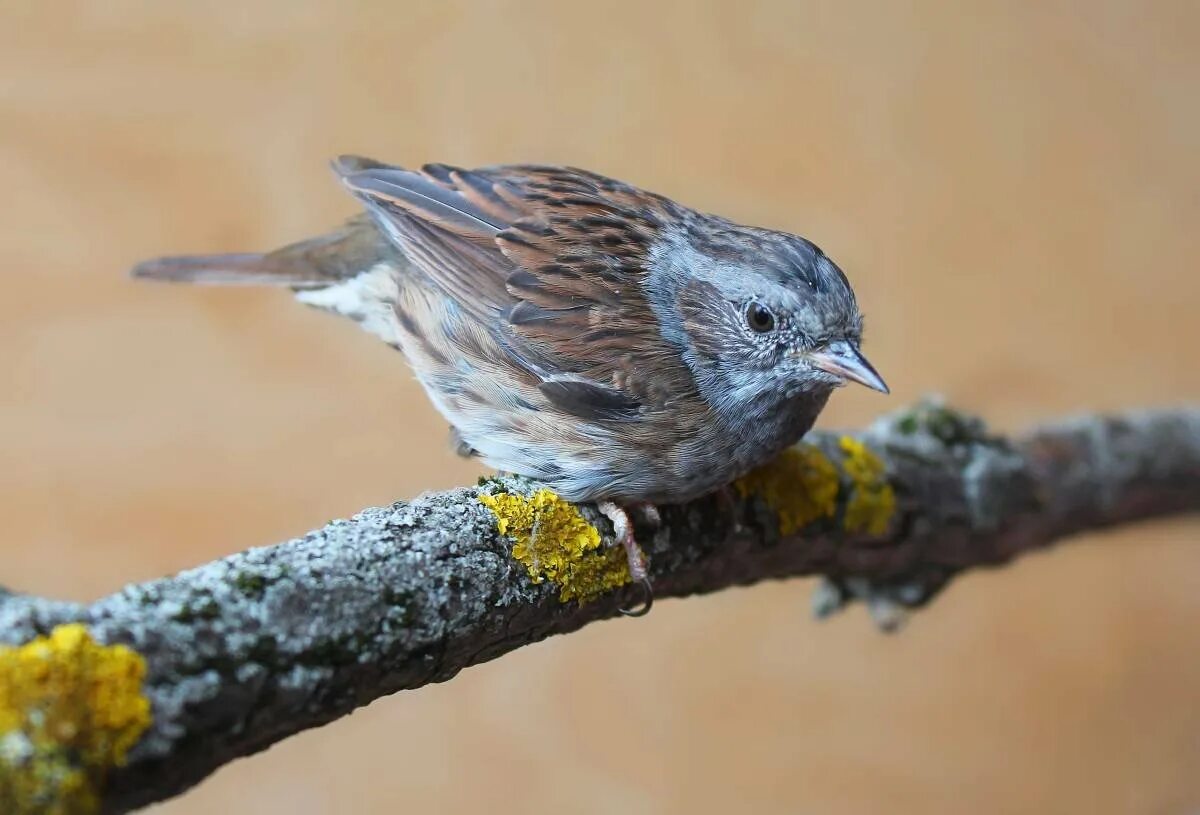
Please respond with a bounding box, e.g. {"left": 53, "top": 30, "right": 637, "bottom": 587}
{"left": 134, "top": 156, "right": 888, "bottom": 614}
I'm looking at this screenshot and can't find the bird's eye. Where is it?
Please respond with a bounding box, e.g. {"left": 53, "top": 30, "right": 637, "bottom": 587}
{"left": 744, "top": 302, "right": 776, "bottom": 333}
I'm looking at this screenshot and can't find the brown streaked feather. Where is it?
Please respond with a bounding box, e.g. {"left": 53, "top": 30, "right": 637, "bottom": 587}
{"left": 337, "top": 159, "right": 697, "bottom": 416}
{"left": 343, "top": 168, "right": 506, "bottom": 237}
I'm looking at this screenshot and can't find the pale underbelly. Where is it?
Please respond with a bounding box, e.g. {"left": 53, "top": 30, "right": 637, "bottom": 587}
{"left": 469, "top": 396, "right": 827, "bottom": 506}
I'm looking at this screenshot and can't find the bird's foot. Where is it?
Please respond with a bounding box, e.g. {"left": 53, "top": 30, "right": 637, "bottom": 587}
{"left": 597, "top": 500, "right": 654, "bottom": 617}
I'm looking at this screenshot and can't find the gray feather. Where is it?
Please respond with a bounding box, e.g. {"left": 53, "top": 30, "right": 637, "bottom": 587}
{"left": 130, "top": 253, "right": 326, "bottom": 287}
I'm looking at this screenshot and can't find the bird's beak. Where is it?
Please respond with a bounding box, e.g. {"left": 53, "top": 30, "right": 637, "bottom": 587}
{"left": 809, "top": 340, "right": 890, "bottom": 394}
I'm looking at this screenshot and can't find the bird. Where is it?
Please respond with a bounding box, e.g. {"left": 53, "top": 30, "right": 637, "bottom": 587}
{"left": 133, "top": 156, "right": 889, "bottom": 615}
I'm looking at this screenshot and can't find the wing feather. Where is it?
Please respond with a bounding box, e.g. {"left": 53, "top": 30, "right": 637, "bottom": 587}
{"left": 336, "top": 157, "right": 696, "bottom": 417}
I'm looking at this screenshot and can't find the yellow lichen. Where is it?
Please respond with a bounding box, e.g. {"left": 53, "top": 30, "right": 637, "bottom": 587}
{"left": 734, "top": 444, "right": 840, "bottom": 534}
{"left": 0, "top": 623, "right": 152, "bottom": 814}
{"left": 478, "top": 488, "right": 631, "bottom": 604}
{"left": 838, "top": 436, "right": 896, "bottom": 536}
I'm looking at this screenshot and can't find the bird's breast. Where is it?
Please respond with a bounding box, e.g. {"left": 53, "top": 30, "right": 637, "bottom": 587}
{"left": 582, "top": 388, "right": 832, "bottom": 506}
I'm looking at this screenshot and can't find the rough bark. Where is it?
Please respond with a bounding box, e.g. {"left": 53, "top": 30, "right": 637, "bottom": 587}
{"left": 1, "top": 402, "right": 1197, "bottom": 813}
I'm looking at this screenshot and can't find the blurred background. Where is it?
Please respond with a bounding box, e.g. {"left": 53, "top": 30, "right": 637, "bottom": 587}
{"left": 2, "top": 1, "right": 1198, "bottom": 812}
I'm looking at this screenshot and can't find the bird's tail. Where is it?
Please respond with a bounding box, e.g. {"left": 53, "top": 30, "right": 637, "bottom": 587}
{"left": 130, "top": 251, "right": 329, "bottom": 287}
{"left": 130, "top": 214, "right": 390, "bottom": 290}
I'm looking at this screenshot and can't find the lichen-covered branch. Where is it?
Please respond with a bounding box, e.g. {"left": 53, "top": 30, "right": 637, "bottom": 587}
{"left": 1, "top": 402, "right": 1198, "bottom": 814}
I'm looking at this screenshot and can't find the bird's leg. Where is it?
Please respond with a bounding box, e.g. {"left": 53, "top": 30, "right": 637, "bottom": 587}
{"left": 597, "top": 500, "right": 653, "bottom": 617}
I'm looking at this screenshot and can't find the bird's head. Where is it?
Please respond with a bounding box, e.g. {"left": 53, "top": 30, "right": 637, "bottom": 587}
{"left": 650, "top": 222, "right": 887, "bottom": 410}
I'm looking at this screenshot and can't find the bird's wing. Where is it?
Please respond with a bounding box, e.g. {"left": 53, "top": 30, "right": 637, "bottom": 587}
{"left": 336, "top": 156, "right": 696, "bottom": 419}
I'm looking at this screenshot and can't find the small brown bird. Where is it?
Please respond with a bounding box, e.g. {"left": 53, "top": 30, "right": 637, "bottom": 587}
{"left": 134, "top": 156, "right": 888, "bottom": 615}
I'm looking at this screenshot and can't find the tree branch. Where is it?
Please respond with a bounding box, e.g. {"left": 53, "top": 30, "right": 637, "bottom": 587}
{"left": 1, "top": 402, "right": 1197, "bottom": 813}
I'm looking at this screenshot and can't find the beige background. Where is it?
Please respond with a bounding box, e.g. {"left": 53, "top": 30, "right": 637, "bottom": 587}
{"left": 3, "top": 1, "right": 1199, "bottom": 813}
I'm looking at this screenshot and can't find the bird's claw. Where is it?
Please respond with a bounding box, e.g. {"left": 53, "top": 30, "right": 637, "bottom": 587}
{"left": 598, "top": 500, "right": 655, "bottom": 618}
{"left": 619, "top": 577, "right": 654, "bottom": 617}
